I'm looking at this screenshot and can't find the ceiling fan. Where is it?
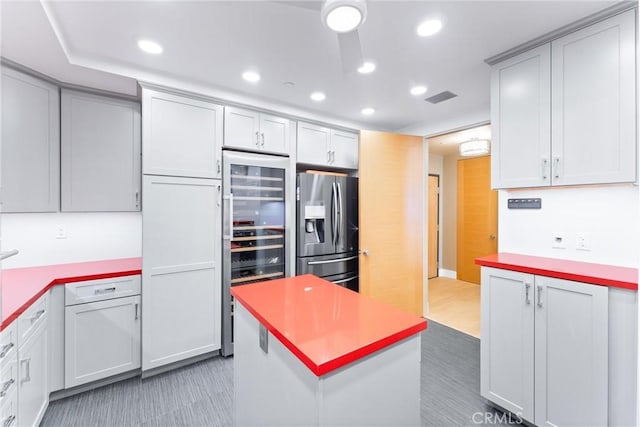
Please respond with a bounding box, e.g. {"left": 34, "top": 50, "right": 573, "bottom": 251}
{"left": 277, "top": 0, "right": 368, "bottom": 73}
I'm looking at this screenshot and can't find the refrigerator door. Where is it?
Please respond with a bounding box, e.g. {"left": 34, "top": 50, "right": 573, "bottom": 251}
{"left": 222, "top": 150, "right": 290, "bottom": 356}
{"left": 335, "top": 176, "right": 358, "bottom": 254}
{"left": 297, "top": 173, "right": 336, "bottom": 257}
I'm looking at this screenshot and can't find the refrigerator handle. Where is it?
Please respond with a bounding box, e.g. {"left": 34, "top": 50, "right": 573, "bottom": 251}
{"left": 331, "top": 182, "right": 338, "bottom": 246}
{"left": 337, "top": 182, "right": 343, "bottom": 245}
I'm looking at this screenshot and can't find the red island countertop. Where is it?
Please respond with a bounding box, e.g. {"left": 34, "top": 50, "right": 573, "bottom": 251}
{"left": 231, "top": 274, "right": 427, "bottom": 377}
{"left": 1, "top": 257, "right": 142, "bottom": 330}
{"left": 476, "top": 253, "right": 638, "bottom": 291}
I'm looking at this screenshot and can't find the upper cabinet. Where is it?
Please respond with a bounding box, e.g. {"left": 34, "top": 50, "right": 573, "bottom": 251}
{"left": 1, "top": 67, "right": 60, "bottom": 212}
{"left": 61, "top": 89, "right": 141, "bottom": 212}
{"left": 491, "top": 9, "right": 636, "bottom": 189}
{"left": 224, "top": 106, "right": 290, "bottom": 155}
{"left": 142, "top": 87, "right": 223, "bottom": 179}
{"left": 297, "top": 121, "right": 359, "bottom": 170}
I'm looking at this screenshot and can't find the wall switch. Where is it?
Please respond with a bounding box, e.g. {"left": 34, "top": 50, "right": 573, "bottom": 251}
{"left": 56, "top": 225, "right": 67, "bottom": 239}
{"left": 576, "top": 233, "right": 591, "bottom": 251}
{"left": 552, "top": 232, "right": 566, "bottom": 249}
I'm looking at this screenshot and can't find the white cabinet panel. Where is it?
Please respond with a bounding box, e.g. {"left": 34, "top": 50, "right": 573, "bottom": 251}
{"left": 330, "top": 130, "right": 358, "bottom": 169}
{"left": 260, "top": 113, "right": 290, "bottom": 154}
{"left": 224, "top": 107, "right": 260, "bottom": 151}
{"left": 65, "top": 295, "right": 141, "bottom": 388}
{"left": 0, "top": 385, "right": 17, "bottom": 427}
{"left": 297, "top": 122, "right": 331, "bottom": 166}
{"left": 61, "top": 89, "right": 141, "bottom": 212}
{"left": 551, "top": 10, "right": 636, "bottom": 185}
{"left": 490, "top": 45, "right": 551, "bottom": 189}
{"left": 142, "top": 175, "right": 221, "bottom": 370}
{"left": 480, "top": 267, "right": 534, "bottom": 422}
{"left": 1, "top": 67, "right": 59, "bottom": 212}
{"left": 18, "top": 321, "right": 48, "bottom": 427}
{"left": 142, "top": 88, "right": 222, "bottom": 179}
{"left": 534, "top": 276, "right": 608, "bottom": 427}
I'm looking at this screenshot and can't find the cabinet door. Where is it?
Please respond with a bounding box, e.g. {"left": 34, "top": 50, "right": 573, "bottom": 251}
{"left": 61, "top": 89, "right": 141, "bottom": 212}
{"left": 480, "top": 267, "right": 534, "bottom": 423}
{"left": 18, "top": 322, "right": 48, "bottom": 427}
{"left": 224, "top": 107, "right": 261, "bottom": 151}
{"left": 296, "top": 122, "right": 330, "bottom": 166}
{"left": 142, "top": 89, "right": 222, "bottom": 179}
{"left": 142, "top": 175, "right": 221, "bottom": 370}
{"left": 534, "top": 276, "right": 608, "bottom": 427}
{"left": 1, "top": 67, "right": 59, "bottom": 212}
{"left": 551, "top": 10, "right": 636, "bottom": 185}
{"left": 64, "top": 295, "right": 141, "bottom": 388}
{"left": 490, "top": 45, "right": 551, "bottom": 189}
{"left": 259, "top": 113, "right": 290, "bottom": 155}
{"left": 330, "top": 130, "right": 358, "bottom": 169}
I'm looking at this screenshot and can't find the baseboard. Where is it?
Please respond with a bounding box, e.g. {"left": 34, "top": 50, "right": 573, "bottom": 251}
{"left": 141, "top": 350, "right": 220, "bottom": 379}
{"left": 438, "top": 269, "right": 456, "bottom": 279}
{"left": 49, "top": 369, "right": 141, "bottom": 401}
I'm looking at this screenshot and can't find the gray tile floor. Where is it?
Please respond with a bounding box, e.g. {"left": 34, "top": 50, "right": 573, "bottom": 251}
{"left": 43, "top": 321, "right": 510, "bottom": 426}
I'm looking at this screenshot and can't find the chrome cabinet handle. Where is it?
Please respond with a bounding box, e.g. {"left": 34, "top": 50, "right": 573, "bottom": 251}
{"left": 261, "top": 132, "right": 265, "bottom": 147}
{"left": 0, "top": 343, "right": 14, "bottom": 359}
{"left": 255, "top": 131, "right": 260, "bottom": 147}
{"left": 135, "top": 191, "right": 139, "bottom": 208}
{"left": 30, "top": 309, "right": 45, "bottom": 322}
{"left": 216, "top": 160, "right": 221, "bottom": 175}
{"left": 553, "top": 157, "right": 560, "bottom": 179}
{"left": 3, "top": 415, "right": 15, "bottom": 427}
{"left": 0, "top": 250, "right": 18, "bottom": 261}
{"left": 0, "top": 379, "right": 14, "bottom": 397}
{"left": 134, "top": 303, "right": 139, "bottom": 320}
{"left": 525, "top": 283, "right": 531, "bottom": 305}
{"left": 541, "top": 158, "right": 549, "bottom": 180}
{"left": 327, "top": 151, "right": 331, "bottom": 164}
{"left": 95, "top": 287, "right": 116, "bottom": 295}
{"left": 217, "top": 184, "right": 221, "bottom": 207}
{"left": 331, "top": 151, "right": 335, "bottom": 163}
{"left": 20, "top": 358, "right": 31, "bottom": 383}
{"left": 537, "top": 285, "right": 543, "bottom": 308}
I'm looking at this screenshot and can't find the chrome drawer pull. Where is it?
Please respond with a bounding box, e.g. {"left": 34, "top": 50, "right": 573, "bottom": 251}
{"left": 537, "top": 285, "right": 544, "bottom": 308}
{"left": 0, "top": 379, "right": 14, "bottom": 397}
{"left": 0, "top": 343, "right": 14, "bottom": 359}
{"left": 95, "top": 287, "right": 116, "bottom": 295}
{"left": 30, "top": 309, "right": 45, "bottom": 322}
{"left": 525, "top": 283, "right": 531, "bottom": 305}
{"left": 3, "top": 415, "right": 15, "bottom": 427}
{"left": 20, "top": 358, "right": 31, "bottom": 383}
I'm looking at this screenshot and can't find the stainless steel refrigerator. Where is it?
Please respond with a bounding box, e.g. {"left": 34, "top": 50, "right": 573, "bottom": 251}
{"left": 296, "top": 172, "right": 358, "bottom": 291}
{"left": 221, "top": 151, "right": 291, "bottom": 356}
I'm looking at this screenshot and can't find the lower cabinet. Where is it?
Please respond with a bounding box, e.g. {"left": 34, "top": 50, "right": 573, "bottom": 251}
{"left": 18, "top": 321, "right": 48, "bottom": 427}
{"left": 481, "top": 267, "right": 608, "bottom": 426}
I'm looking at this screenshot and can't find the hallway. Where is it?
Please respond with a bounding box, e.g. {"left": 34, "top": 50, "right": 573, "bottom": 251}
{"left": 427, "top": 277, "right": 480, "bottom": 338}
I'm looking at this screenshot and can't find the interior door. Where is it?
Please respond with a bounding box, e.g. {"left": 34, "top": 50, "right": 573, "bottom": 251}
{"left": 428, "top": 175, "right": 439, "bottom": 278}
{"left": 359, "top": 130, "right": 424, "bottom": 316}
{"left": 457, "top": 156, "right": 498, "bottom": 284}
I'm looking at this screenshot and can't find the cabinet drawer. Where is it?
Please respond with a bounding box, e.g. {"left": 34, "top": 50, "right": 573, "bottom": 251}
{"left": 0, "top": 386, "right": 17, "bottom": 427}
{"left": 0, "top": 360, "right": 17, "bottom": 407}
{"left": 65, "top": 275, "right": 141, "bottom": 306}
{"left": 17, "top": 293, "right": 48, "bottom": 348}
{"left": 0, "top": 323, "right": 17, "bottom": 369}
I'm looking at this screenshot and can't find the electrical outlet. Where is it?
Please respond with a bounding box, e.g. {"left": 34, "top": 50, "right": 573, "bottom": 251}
{"left": 576, "top": 233, "right": 591, "bottom": 251}
{"left": 56, "top": 225, "right": 67, "bottom": 240}
{"left": 552, "top": 232, "right": 566, "bottom": 249}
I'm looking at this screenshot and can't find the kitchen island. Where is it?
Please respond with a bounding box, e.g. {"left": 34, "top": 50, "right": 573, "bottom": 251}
{"left": 231, "top": 274, "right": 427, "bottom": 426}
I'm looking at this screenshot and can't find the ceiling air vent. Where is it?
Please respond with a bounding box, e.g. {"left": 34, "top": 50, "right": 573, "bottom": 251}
{"left": 425, "top": 91, "right": 458, "bottom": 104}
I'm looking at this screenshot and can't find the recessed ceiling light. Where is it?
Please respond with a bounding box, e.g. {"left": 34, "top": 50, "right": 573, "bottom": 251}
{"left": 357, "top": 62, "right": 376, "bottom": 74}
{"left": 361, "top": 107, "right": 375, "bottom": 115}
{"left": 410, "top": 85, "right": 428, "bottom": 96}
{"left": 322, "top": 0, "right": 367, "bottom": 33}
{"left": 242, "top": 71, "right": 261, "bottom": 83}
{"left": 417, "top": 19, "right": 443, "bottom": 37}
{"left": 310, "top": 92, "right": 326, "bottom": 102}
{"left": 137, "top": 39, "right": 163, "bottom": 54}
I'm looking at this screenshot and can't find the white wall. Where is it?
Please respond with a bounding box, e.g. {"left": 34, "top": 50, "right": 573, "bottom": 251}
{"left": 1, "top": 212, "right": 141, "bottom": 269}
{"left": 499, "top": 184, "right": 639, "bottom": 268}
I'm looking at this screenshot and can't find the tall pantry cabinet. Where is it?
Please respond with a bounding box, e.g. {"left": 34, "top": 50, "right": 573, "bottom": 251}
{"left": 141, "top": 85, "right": 223, "bottom": 371}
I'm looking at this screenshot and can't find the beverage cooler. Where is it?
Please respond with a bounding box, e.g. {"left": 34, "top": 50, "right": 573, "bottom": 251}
{"left": 221, "top": 151, "right": 291, "bottom": 356}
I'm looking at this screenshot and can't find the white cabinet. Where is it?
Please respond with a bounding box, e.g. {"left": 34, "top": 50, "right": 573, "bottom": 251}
{"left": 61, "top": 89, "right": 141, "bottom": 212}
{"left": 224, "top": 107, "right": 290, "bottom": 155}
{"left": 481, "top": 267, "right": 608, "bottom": 426}
{"left": 297, "top": 122, "right": 358, "bottom": 169}
{"left": 0, "top": 322, "right": 18, "bottom": 427}
{"left": 1, "top": 67, "right": 59, "bottom": 212}
{"left": 490, "top": 10, "right": 636, "bottom": 189}
{"left": 142, "top": 175, "right": 221, "bottom": 371}
{"left": 142, "top": 87, "right": 223, "bottom": 179}
{"left": 65, "top": 295, "right": 141, "bottom": 388}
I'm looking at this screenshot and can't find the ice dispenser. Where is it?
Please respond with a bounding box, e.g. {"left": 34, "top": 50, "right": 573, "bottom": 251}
{"left": 304, "top": 205, "right": 325, "bottom": 244}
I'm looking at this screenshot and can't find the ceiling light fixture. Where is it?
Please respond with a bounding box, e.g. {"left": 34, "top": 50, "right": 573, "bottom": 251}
{"left": 459, "top": 139, "right": 490, "bottom": 157}
{"left": 137, "top": 39, "right": 163, "bottom": 54}
{"left": 410, "top": 85, "right": 428, "bottom": 96}
{"left": 321, "top": 0, "right": 368, "bottom": 33}
{"left": 242, "top": 71, "right": 261, "bottom": 83}
{"left": 361, "top": 107, "right": 375, "bottom": 115}
{"left": 310, "top": 92, "right": 326, "bottom": 102}
{"left": 417, "top": 19, "right": 443, "bottom": 37}
{"left": 357, "top": 62, "right": 376, "bottom": 74}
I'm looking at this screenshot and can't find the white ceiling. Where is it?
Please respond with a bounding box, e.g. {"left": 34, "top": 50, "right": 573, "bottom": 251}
{"left": 1, "top": 0, "right": 618, "bottom": 132}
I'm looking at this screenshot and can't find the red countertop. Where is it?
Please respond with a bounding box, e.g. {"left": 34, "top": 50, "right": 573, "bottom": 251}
{"left": 476, "top": 253, "right": 638, "bottom": 291}
{"left": 1, "top": 258, "right": 142, "bottom": 330}
{"left": 231, "top": 274, "right": 427, "bottom": 377}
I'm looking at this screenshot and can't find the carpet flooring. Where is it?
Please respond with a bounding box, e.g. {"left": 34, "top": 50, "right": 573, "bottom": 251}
{"left": 42, "top": 321, "right": 511, "bottom": 426}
